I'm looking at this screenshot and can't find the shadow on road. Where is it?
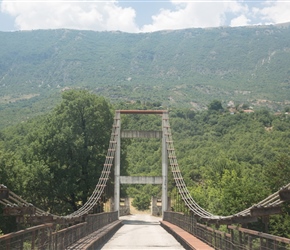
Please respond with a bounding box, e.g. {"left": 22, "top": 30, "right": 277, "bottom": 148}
{"left": 122, "top": 220, "right": 160, "bottom": 225}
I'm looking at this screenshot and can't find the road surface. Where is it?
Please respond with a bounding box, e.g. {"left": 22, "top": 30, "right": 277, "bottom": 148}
{"left": 100, "top": 214, "right": 185, "bottom": 249}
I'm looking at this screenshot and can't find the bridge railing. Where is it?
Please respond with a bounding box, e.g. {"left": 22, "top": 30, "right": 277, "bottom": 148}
{"left": 163, "top": 211, "right": 290, "bottom": 250}
{"left": 85, "top": 211, "right": 118, "bottom": 233}
{"left": 51, "top": 211, "right": 119, "bottom": 249}
{"left": 0, "top": 211, "right": 118, "bottom": 250}
{"left": 0, "top": 223, "right": 53, "bottom": 250}
{"left": 228, "top": 225, "right": 290, "bottom": 250}
{"left": 52, "top": 222, "right": 87, "bottom": 249}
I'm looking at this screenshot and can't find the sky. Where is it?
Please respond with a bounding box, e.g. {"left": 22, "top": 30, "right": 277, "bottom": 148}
{"left": 0, "top": 0, "right": 290, "bottom": 33}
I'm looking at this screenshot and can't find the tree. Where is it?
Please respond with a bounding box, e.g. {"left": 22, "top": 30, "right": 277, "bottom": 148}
{"left": 265, "top": 154, "right": 290, "bottom": 192}
{"left": 208, "top": 100, "right": 223, "bottom": 112}
{"left": 32, "top": 90, "right": 114, "bottom": 213}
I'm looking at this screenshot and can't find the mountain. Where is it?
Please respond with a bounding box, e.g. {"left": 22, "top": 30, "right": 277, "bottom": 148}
{"left": 0, "top": 24, "right": 290, "bottom": 128}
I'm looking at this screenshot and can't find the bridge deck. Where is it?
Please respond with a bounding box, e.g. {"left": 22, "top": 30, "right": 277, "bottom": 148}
{"left": 101, "top": 214, "right": 184, "bottom": 249}
{"left": 67, "top": 214, "right": 213, "bottom": 250}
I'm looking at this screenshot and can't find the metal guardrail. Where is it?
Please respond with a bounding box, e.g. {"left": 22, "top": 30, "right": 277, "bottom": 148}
{"left": 0, "top": 211, "right": 118, "bottom": 250}
{"left": 0, "top": 223, "right": 53, "bottom": 250}
{"left": 51, "top": 222, "right": 87, "bottom": 249}
{"left": 228, "top": 225, "right": 290, "bottom": 250}
{"left": 85, "top": 211, "right": 118, "bottom": 234}
{"left": 163, "top": 211, "right": 290, "bottom": 250}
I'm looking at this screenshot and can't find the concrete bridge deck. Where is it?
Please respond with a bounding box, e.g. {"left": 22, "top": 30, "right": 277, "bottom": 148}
{"left": 84, "top": 214, "right": 213, "bottom": 250}
{"left": 101, "top": 214, "right": 184, "bottom": 249}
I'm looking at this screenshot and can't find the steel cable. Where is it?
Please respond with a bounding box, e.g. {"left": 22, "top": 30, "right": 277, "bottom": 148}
{"left": 162, "top": 111, "right": 288, "bottom": 223}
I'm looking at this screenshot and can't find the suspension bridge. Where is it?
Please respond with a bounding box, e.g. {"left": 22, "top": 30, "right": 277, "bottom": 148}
{"left": 1, "top": 110, "right": 290, "bottom": 249}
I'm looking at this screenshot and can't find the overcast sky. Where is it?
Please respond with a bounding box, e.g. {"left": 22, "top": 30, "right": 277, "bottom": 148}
{"left": 0, "top": 0, "right": 290, "bottom": 33}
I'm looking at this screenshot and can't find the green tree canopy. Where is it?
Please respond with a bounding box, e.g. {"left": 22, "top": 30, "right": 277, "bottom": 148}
{"left": 30, "top": 90, "right": 114, "bottom": 213}
{"left": 208, "top": 100, "right": 223, "bottom": 112}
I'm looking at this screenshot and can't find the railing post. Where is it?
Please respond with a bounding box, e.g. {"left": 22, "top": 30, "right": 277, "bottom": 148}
{"left": 248, "top": 235, "right": 252, "bottom": 250}
{"left": 19, "top": 234, "right": 23, "bottom": 250}
{"left": 239, "top": 231, "right": 243, "bottom": 248}
{"left": 214, "top": 231, "right": 217, "bottom": 249}
{"left": 48, "top": 227, "right": 52, "bottom": 250}
{"left": 229, "top": 227, "right": 234, "bottom": 250}
{"left": 5, "top": 238, "right": 9, "bottom": 250}
{"left": 54, "top": 231, "right": 57, "bottom": 250}
{"left": 31, "top": 230, "right": 35, "bottom": 250}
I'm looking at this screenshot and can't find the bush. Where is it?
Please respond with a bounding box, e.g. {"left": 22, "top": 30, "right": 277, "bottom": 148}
{"left": 132, "top": 194, "right": 150, "bottom": 211}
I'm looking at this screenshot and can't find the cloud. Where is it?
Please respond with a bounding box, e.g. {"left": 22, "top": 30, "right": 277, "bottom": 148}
{"left": 253, "top": 2, "right": 290, "bottom": 24}
{"left": 1, "top": 0, "right": 139, "bottom": 32}
{"left": 230, "top": 15, "right": 251, "bottom": 27}
{"left": 141, "top": 1, "right": 248, "bottom": 32}
{"left": 1, "top": 0, "right": 290, "bottom": 33}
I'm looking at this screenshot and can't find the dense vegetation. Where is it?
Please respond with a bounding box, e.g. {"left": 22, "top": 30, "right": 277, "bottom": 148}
{"left": 0, "top": 90, "right": 116, "bottom": 232}
{"left": 0, "top": 23, "right": 290, "bottom": 128}
{"left": 1, "top": 90, "right": 290, "bottom": 238}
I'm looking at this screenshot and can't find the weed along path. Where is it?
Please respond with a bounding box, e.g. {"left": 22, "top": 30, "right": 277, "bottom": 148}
{"left": 100, "top": 214, "right": 185, "bottom": 249}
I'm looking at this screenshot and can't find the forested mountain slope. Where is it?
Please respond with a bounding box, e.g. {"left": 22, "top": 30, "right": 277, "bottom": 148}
{"left": 0, "top": 24, "right": 290, "bottom": 128}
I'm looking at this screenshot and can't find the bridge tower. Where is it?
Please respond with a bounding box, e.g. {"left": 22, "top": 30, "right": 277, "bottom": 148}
{"left": 113, "top": 110, "right": 169, "bottom": 217}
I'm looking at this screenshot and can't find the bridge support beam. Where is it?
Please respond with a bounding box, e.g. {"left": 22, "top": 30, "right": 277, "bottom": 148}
{"left": 114, "top": 111, "right": 121, "bottom": 216}
{"left": 162, "top": 114, "right": 168, "bottom": 217}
